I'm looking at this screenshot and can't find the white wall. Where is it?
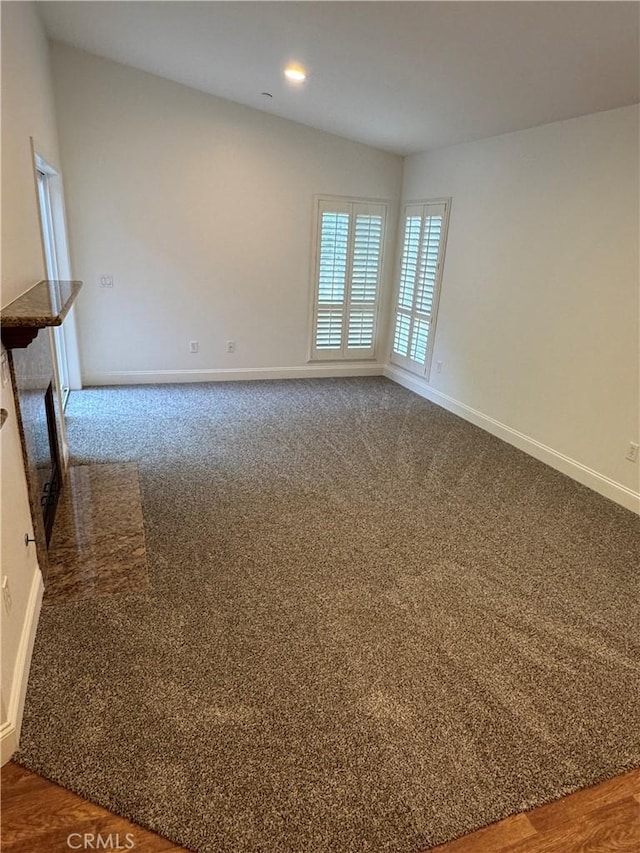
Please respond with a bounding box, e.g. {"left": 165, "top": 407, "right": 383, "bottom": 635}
{"left": 49, "top": 44, "right": 402, "bottom": 383}
{"left": 1, "top": 5, "right": 61, "bottom": 303}
{"left": 0, "top": 1, "right": 56, "bottom": 761}
{"left": 394, "top": 106, "right": 639, "bottom": 503}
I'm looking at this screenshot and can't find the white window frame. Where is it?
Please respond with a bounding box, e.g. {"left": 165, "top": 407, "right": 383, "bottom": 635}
{"left": 308, "top": 195, "right": 388, "bottom": 362}
{"left": 389, "top": 197, "right": 451, "bottom": 379}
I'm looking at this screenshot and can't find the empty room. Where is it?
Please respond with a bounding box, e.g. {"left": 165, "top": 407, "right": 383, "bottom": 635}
{"left": 1, "top": 2, "right": 639, "bottom": 852}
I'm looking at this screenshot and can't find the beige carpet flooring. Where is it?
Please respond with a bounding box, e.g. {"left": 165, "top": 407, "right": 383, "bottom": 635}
{"left": 16, "top": 378, "right": 640, "bottom": 852}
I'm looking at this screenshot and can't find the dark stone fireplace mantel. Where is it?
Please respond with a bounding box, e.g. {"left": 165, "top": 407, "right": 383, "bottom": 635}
{"left": 1, "top": 279, "right": 82, "bottom": 349}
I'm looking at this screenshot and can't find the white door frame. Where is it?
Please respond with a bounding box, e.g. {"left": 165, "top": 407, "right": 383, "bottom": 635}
{"left": 31, "top": 142, "right": 82, "bottom": 398}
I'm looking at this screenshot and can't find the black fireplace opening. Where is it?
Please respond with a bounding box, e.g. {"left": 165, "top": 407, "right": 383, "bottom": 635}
{"left": 35, "top": 381, "right": 62, "bottom": 545}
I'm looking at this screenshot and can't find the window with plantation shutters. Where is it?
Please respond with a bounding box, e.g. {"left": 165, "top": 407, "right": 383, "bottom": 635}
{"left": 391, "top": 199, "right": 450, "bottom": 377}
{"left": 310, "top": 197, "right": 387, "bottom": 360}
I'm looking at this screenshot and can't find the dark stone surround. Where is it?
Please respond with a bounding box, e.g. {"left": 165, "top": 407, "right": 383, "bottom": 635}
{"left": 1, "top": 279, "right": 82, "bottom": 578}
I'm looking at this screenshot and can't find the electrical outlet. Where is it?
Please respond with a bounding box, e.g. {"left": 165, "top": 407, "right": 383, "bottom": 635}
{"left": 99, "top": 274, "right": 114, "bottom": 288}
{"left": 189, "top": 341, "right": 199, "bottom": 354}
{"left": 2, "top": 576, "right": 11, "bottom": 614}
{"left": 436, "top": 360, "right": 443, "bottom": 374}
{"left": 226, "top": 341, "right": 236, "bottom": 354}
{"left": 626, "top": 442, "right": 639, "bottom": 463}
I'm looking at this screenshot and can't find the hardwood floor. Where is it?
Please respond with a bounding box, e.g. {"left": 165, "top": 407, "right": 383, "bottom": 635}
{"left": 0, "top": 763, "right": 187, "bottom": 853}
{"left": 1, "top": 762, "right": 638, "bottom": 852}
{"left": 428, "top": 768, "right": 640, "bottom": 852}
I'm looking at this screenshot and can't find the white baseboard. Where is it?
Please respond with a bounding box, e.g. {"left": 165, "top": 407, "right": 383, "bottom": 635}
{"left": 384, "top": 364, "right": 640, "bottom": 515}
{"left": 82, "top": 363, "right": 385, "bottom": 386}
{"left": 1, "top": 568, "right": 44, "bottom": 765}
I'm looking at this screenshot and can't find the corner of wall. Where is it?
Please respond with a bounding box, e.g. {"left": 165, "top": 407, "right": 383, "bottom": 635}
{"left": 383, "top": 364, "right": 640, "bottom": 515}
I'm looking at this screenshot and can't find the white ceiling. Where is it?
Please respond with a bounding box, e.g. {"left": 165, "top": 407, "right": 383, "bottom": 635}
{"left": 38, "top": 1, "right": 639, "bottom": 155}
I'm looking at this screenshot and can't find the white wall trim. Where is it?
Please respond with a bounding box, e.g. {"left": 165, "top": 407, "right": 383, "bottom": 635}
{"left": 83, "top": 363, "right": 386, "bottom": 386}
{"left": 1, "top": 568, "right": 44, "bottom": 765}
{"left": 384, "top": 364, "right": 640, "bottom": 514}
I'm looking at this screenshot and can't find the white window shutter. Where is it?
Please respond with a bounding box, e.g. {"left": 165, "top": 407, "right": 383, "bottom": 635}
{"left": 315, "top": 308, "right": 344, "bottom": 350}
{"left": 318, "top": 212, "right": 348, "bottom": 305}
{"left": 311, "top": 198, "right": 387, "bottom": 360}
{"left": 398, "top": 214, "right": 422, "bottom": 313}
{"left": 391, "top": 200, "right": 450, "bottom": 377}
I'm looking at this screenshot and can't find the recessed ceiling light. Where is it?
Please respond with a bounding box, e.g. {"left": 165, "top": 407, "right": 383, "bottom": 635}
{"left": 284, "top": 65, "right": 306, "bottom": 83}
